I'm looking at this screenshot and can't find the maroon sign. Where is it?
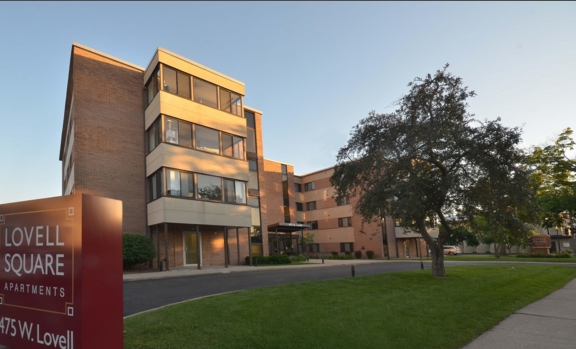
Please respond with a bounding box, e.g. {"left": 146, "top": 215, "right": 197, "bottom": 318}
{"left": 0, "top": 194, "right": 122, "bottom": 349}
{"left": 530, "top": 235, "right": 551, "bottom": 248}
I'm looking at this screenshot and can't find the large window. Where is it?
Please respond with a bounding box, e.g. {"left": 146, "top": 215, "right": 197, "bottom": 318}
{"left": 148, "top": 169, "right": 163, "bottom": 202}
{"left": 248, "top": 160, "right": 258, "bottom": 190}
{"left": 296, "top": 202, "right": 303, "bottom": 211}
{"left": 294, "top": 183, "right": 302, "bottom": 193}
{"left": 150, "top": 64, "right": 244, "bottom": 116}
{"left": 148, "top": 168, "right": 246, "bottom": 204}
{"left": 147, "top": 118, "right": 160, "bottom": 153}
{"left": 195, "top": 125, "right": 220, "bottom": 154}
{"left": 338, "top": 217, "right": 352, "bottom": 227}
{"left": 245, "top": 111, "right": 256, "bottom": 154}
{"left": 219, "top": 87, "right": 242, "bottom": 116}
{"left": 306, "top": 201, "right": 316, "bottom": 211}
{"left": 307, "top": 221, "right": 318, "bottom": 230}
{"left": 336, "top": 196, "right": 350, "bottom": 206}
{"left": 165, "top": 169, "right": 195, "bottom": 198}
{"left": 222, "top": 133, "right": 245, "bottom": 159}
{"left": 194, "top": 78, "right": 218, "bottom": 108}
{"left": 164, "top": 117, "right": 193, "bottom": 148}
{"left": 304, "top": 182, "right": 316, "bottom": 191}
{"left": 340, "top": 243, "right": 354, "bottom": 253}
{"left": 223, "top": 179, "right": 246, "bottom": 204}
{"left": 161, "top": 66, "right": 191, "bottom": 99}
{"left": 146, "top": 68, "right": 160, "bottom": 105}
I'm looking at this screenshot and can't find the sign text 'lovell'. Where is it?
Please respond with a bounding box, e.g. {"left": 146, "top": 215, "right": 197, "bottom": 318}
{"left": 0, "top": 195, "right": 123, "bottom": 349}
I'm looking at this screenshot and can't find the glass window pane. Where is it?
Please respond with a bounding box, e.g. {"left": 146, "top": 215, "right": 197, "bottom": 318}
{"left": 179, "top": 121, "right": 192, "bottom": 148}
{"left": 147, "top": 122, "right": 156, "bottom": 153}
{"left": 248, "top": 171, "right": 258, "bottom": 190}
{"left": 167, "top": 169, "right": 181, "bottom": 196}
{"left": 233, "top": 136, "right": 244, "bottom": 159}
{"left": 222, "top": 134, "right": 233, "bottom": 157}
{"left": 177, "top": 72, "right": 191, "bottom": 99}
{"left": 193, "top": 78, "right": 218, "bottom": 108}
{"left": 180, "top": 172, "right": 194, "bottom": 198}
{"left": 165, "top": 117, "right": 179, "bottom": 144}
{"left": 245, "top": 111, "right": 255, "bottom": 128}
{"left": 197, "top": 174, "right": 222, "bottom": 201}
{"left": 219, "top": 88, "right": 231, "bottom": 113}
{"left": 247, "top": 129, "right": 256, "bottom": 153}
{"left": 163, "top": 66, "right": 177, "bottom": 94}
{"left": 249, "top": 160, "right": 257, "bottom": 171}
{"left": 224, "top": 179, "right": 235, "bottom": 203}
{"left": 150, "top": 174, "right": 157, "bottom": 201}
{"left": 235, "top": 181, "right": 246, "bottom": 204}
{"left": 231, "top": 93, "right": 242, "bottom": 116}
{"left": 195, "top": 125, "right": 220, "bottom": 154}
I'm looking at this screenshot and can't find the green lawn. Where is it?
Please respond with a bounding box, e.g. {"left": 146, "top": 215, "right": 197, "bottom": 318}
{"left": 124, "top": 265, "right": 576, "bottom": 349}
{"left": 445, "top": 255, "right": 576, "bottom": 263}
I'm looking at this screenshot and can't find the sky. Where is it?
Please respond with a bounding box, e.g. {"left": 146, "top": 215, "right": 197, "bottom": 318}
{"left": 0, "top": 2, "right": 574, "bottom": 205}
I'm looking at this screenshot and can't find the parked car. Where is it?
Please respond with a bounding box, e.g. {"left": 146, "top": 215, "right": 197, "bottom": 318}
{"left": 443, "top": 246, "right": 459, "bottom": 255}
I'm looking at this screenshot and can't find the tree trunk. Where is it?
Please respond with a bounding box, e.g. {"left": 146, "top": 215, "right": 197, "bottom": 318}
{"left": 494, "top": 243, "right": 500, "bottom": 259}
{"left": 430, "top": 243, "right": 445, "bottom": 277}
{"left": 419, "top": 224, "right": 445, "bottom": 277}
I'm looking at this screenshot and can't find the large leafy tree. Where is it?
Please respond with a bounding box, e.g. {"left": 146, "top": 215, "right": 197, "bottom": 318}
{"left": 331, "top": 64, "right": 537, "bottom": 276}
{"left": 528, "top": 128, "right": 576, "bottom": 233}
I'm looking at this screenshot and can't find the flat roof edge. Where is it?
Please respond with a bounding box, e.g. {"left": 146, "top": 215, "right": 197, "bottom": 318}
{"left": 296, "top": 165, "right": 335, "bottom": 177}
{"left": 72, "top": 42, "right": 145, "bottom": 71}
{"left": 264, "top": 158, "right": 294, "bottom": 167}
{"left": 244, "top": 105, "right": 263, "bottom": 114}
{"left": 157, "top": 47, "right": 245, "bottom": 87}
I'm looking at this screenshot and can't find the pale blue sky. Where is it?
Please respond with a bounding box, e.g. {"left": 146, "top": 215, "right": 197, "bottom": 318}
{"left": 0, "top": 2, "right": 574, "bottom": 204}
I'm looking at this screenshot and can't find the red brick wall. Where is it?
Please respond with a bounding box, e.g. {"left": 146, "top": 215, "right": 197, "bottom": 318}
{"left": 254, "top": 112, "right": 268, "bottom": 255}
{"left": 67, "top": 47, "right": 146, "bottom": 236}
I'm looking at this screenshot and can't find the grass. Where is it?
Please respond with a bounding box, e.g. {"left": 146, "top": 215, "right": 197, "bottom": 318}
{"left": 445, "top": 255, "right": 576, "bottom": 263}
{"left": 124, "top": 265, "right": 576, "bottom": 349}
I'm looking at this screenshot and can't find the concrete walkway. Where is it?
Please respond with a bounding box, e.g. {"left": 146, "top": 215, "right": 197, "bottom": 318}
{"left": 463, "top": 278, "right": 576, "bottom": 349}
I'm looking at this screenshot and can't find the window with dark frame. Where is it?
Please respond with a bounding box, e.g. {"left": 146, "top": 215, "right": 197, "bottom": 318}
{"left": 307, "top": 221, "right": 318, "bottom": 230}
{"left": 338, "top": 217, "right": 352, "bottom": 227}
{"left": 294, "top": 183, "right": 302, "bottom": 192}
{"left": 296, "top": 202, "right": 303, "bottom": 211}
{"left": 193, "top": 78, "right": 218, "bottom": 108}
{"left": 340, "top": 243, "right": 354, "bottom": 253}
{"left": 306, "top": 201, "right": 316, "bottom": 211}
{"left": 336, "top": 196, "right": 350, "bottom": 206}
{"left": 304, "top": 182, "right": 315, "bottom": 191}
{"left": 146, "top": 67, "right": 160, "bottom": 105}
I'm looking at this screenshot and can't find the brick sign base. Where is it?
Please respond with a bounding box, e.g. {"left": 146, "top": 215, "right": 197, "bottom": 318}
{"left": 0, "top": 194, "right": 123, "bottom": 349}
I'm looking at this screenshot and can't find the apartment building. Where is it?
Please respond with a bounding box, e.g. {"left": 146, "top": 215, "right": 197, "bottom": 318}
{"left": 59, "top": 43, "right": 429, "bottom": 268}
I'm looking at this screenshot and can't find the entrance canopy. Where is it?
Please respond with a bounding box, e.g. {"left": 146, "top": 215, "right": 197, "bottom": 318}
{"left": 268, "top": 222, "right": 310, "bottom": 232}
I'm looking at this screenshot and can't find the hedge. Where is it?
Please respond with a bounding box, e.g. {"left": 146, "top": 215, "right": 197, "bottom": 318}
{"left": 123, "top": 233, "right": 156, "bottom": 270}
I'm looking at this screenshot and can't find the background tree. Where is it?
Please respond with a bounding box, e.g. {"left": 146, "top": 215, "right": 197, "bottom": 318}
{"left": 331, "top": 64, "right": 537, "bottom": 277}
{"left": 528, "top": 128, "right": 576, "bottom": 236}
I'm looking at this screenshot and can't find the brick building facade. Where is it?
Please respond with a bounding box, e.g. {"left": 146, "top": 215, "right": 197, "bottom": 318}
{"left": 61, "top": 43, "right": 431, "bottom": 268}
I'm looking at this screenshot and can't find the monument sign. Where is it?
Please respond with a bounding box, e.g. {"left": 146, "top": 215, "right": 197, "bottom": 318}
{"left": 0, "top": 194, "right": 122, "bottom": 348}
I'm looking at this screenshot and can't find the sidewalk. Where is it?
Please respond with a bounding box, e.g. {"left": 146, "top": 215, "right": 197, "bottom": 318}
{"left": 463, "top": 278, "right": 576, "bottom": 349}
{"left": 123, "top": 258, "right": 390, "bottom": 281}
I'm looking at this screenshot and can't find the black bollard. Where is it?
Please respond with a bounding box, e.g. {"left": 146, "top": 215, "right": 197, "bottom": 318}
{"left": 158, "top": 260, "right": 163, "bottom": 272}
{"left": 420, "top": 261, "right": 424, "bottom": 270}
{"left": 351, "top": 265, "right": 355, "bottom": 277}
{"left": 322, "top": 257, "right": 324, "bottom": 264}
{"left": 255, "top": 257, "right": 258, "bottom": 267}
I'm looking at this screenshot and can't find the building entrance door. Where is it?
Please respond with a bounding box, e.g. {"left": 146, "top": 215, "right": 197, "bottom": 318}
{"left": 183, "top": 231, "right": 201, "bottom": 266}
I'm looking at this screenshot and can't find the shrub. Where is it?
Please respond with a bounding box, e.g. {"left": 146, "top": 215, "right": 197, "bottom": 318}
{"left": 516, "top": 253, "right": 573, "bottom": 259}
{"left": 123, "top": 233, "right": 155, "bottom": 270}
{"left": 331, "top": 251, "right": 339, "bottom": 256}
{"left": 344, "top": 251, "right": 352, "bottom": 256}
{"left": 245, "top": 254, "right": 291, "bottom": 265}
{"left": 290, "top": 255, "right": 307, "bottom": 262}
{"left": 354, "top": 250, "right": 362, "bottom": 259}
{"left": 485, "top": 251, "right": 491, "bottom": 254}
{"left": 326, "top": 254, "right": 354, "bottom": 260}
{"left": 366, "top": 250, "right": 375, "bottom": 259}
